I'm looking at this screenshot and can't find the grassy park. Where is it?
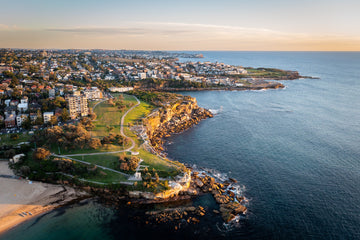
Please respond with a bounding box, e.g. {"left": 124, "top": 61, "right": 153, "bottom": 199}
{"left": 63, "top": 93, "right": 183, "bottom": 185}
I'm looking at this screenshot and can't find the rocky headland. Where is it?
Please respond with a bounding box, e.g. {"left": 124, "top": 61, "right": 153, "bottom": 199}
{"left": 143, "top": 95, "right": 213, "bottom": 152}
{"left": 81, "top": 93, "right": 247, "bottom": 225}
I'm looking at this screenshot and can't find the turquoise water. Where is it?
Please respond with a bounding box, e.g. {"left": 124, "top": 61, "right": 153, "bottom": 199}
{"left": 2, "top": 52, "right": 360, "bottom": 239}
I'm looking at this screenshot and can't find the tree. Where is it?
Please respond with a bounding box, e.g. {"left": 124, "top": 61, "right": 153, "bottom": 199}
{"left": 5, "top": 149, "right": 16, "bottom": 158}
{"left": 22, "top": 116, "right": 32, "bottom": 130}
{"left": 108, "top": 98, "right": 115, "bottom": 106}
{"left": 154, "top": 172, "right": 160, "bottom": 183}
{"left": 10, "top": 133, "right": 19, "bottom": 140}
{"left": 50, "top": 116, "right": 58, "bottom": 126}
{"left": 80, "top": 117, "right": 94, "bottom": 130}
{"left": 10, "top": 76, "right": 19, "bottom": 88}
{"left": 20, "top": 166, "right": 31, "bottom": 176}
{"left": 143, "top": 172, "right": 152, "bottom": 181}
{"left": 120, "top": 162, "right": 129, "bottom": 171}
{"left": 35, "top": 110, "right": 43, "bottom": 125}
{"left": 88, "top": 138, "right": 101, "bottom": 149}
{"left": 89, "top": 111, "right": 97, "bottom": 121}
{"left": 32, "top": 147, "right": 50, "bottom": 161}
{"left": 61, "top": 108, "right": 70, "bottom": 122}
{"left": 106, "top": 125, "right": 114, "bottom": 133}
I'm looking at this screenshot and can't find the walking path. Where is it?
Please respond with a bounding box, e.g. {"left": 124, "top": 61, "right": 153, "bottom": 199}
{"left": 52, "top": 154, "right": 131, "bottom": 177}
{"left": 62, "top": 95, "right": 140, "bottom": 157}
{"left": 59, "top": 172, "right": 133, "bottom": 186}
{"left": 52, "top": 94, "right": 142, "bottom": 183}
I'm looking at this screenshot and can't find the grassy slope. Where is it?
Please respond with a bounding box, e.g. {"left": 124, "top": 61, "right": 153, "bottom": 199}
{"left": 0, "top": 132, "right": 32, "bottom": 146}
{"left": 71, "top": 153, "right": 122, "bottom": 170}
{"left": 67, "top": 93, "right": 182, "bottom": 184}
{"left": 85, "top": 168, "right": 128, "bottom": 183}
{"left": 122, "top": 99, "right": 182, "bottom": 177}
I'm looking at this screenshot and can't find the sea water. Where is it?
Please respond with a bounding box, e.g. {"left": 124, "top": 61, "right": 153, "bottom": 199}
{"left": 2, "top": 52, "right": 360, "bottom": 239}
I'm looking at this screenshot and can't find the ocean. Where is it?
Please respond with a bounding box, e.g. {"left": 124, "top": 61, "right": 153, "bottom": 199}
{"left": 1, "top": 52, "right": 360, "bottom": 239}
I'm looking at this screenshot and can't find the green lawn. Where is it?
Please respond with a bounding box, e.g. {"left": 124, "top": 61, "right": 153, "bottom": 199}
{"left": 122, "top": 99, "right": 181, "bottom": 178}
{"left": 89, "top": 100, "right": 102, "bottom": 109}
{"left": 63, "top": 93, "right": 183, "bottom": 182}
{"left": 50, "top": 143, "right": 126, "bottom": 155}
{"left": 124, "top": 101, "right": 154, "bottom": 126}
{"left": 84, "top": 168, "right": 128, "bottom": 183}
{"left": 91, "top": 100, "right": 123, "bottom": 138}
{"left": 136, "top": 147, "right": 181, "bottom": 177}
{"left": 71, "top": 153, "right": 121, "bottom": 170}
{"left": 0, "top": 132, "right": 32, "bottom": 146}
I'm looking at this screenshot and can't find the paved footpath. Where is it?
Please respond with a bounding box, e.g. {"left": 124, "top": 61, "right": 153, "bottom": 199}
{"left": 62, "top": 95, "right": 140, "bottom": 157}
{"left": 52, "top": 95, "right": 142, "bottom": 182}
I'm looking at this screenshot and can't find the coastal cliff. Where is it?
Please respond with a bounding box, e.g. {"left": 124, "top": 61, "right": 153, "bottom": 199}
{"left": 143, "top": 96, "right": 213, "bottom": 152}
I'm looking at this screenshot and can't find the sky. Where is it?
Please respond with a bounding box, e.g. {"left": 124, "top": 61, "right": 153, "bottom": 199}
{"left": 1, "top": 0, "right": 360, "bottom": 51}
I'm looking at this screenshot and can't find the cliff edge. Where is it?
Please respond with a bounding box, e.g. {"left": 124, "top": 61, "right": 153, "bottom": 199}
{"left": 143, "top": 95, "right": 213, "bottom": 152}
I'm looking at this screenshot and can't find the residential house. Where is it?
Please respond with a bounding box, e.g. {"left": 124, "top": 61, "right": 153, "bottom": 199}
{"left": 16, "top": 114, "right": 29, "bottom": 127}
{"left": 138, "top": 72, "right": 146, "bottom": 80}
{"left": 43, "top": 112, "right": 54, "bottom": 123}
{"left": 5, "top": 113, "right": 16, "bottom": 128}
{"left": 9, "top": 100, "right": 19, "bottom": 107}
{"left": 4, "top": 99, "right": 11, "bottom": 107}
{"left": 17, "top": 97, "right": 29, "bottom": 112}
{"left": 49, "top": 88, "right": 55, "bottom": 98}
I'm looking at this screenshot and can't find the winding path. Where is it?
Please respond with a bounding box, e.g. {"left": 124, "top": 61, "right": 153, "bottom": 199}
{"left": 62, "top": 95, "right": 140, "bottom": 157}
{"left": 52, "top": 94, "right": 141, "bottom": 183}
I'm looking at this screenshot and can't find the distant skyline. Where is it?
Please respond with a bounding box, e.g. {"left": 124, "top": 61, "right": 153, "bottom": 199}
{"left": 1, "top": 0, "right": 360, "bottom": 51}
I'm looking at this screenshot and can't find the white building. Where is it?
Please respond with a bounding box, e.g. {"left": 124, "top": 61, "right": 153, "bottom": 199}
{"left": 16, "top": 114, "right": 29, "bottom": 127}
{"left": 4, "top": 99, "right": 11, "bottom": 107}
{"left": 104, "top": 75, "right": 115, "bottom": 80}
{"left": 84, "top": 87, "right": 103, "bottom": 100}
{"left": 138, "top": 72, "right": 146, "bottom": 80}
{"left": 49, "top": 88, "right": 55, "bottom": 98}
{"left": 43, "top": 112, "right": 54, "bottom": 123}
{"left": 108, "top": 87, "right": 134, "bottom": 92}
{"left": 17, "top": 97, "right": 29, "bottom": 112}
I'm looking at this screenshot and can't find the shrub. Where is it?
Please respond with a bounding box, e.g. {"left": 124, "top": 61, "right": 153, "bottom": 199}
{"left": 10, "top": 133, "right": 19, "bottom": 140}
{"left": 33, "top": 147, "right": 50, "bottom": 161}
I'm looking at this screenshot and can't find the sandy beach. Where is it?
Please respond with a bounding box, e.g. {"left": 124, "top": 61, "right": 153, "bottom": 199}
{"left": 0, "top": 161, "right": 88, "bottom": 235}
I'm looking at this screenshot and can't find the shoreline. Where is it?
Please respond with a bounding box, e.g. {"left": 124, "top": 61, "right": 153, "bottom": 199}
{"left": 0, "top": 162, "right": 89, "bottom": 236}
{"left": 0, "top": 91, "right": 243, "bottom": 234}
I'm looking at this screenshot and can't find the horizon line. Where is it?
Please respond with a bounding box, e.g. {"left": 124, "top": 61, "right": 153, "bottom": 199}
{"left": 1, "top": 47, "right": 360, "bottom": 52}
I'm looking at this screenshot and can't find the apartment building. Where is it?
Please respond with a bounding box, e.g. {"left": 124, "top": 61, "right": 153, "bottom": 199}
{"left": 66, "top": 95, "right": 89, "bottom": 119}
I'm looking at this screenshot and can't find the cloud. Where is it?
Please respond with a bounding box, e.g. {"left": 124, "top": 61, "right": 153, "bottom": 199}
{"left": 44, "top": 26, "right": 194, "bottom": 36}
{"left": 1, "top": 22, "right": 360, "bottom": 50}
{"left": 0, "top": 24, "right": 9, "bottom": 29}
{"left": 0, "top": 24, "right": 22, "bottom": 31}
{"left": 45, "top": 27, "right": 145, "bottom": 34}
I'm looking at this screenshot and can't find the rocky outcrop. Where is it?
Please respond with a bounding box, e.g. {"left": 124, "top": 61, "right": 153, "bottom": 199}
{"left": 145, "top": 206, "right": 205, "bottom": 225}
{"left": 144, "top": 96, "right": 213, "bottom": 152}
{"left": 190, "top": 171, "right": 247, "bottom": 223}
{"left": 128, "top": 170, "right": 191, "bottom": 201}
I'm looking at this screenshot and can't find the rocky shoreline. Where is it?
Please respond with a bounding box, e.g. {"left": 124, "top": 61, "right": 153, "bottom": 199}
{"left": 22, "top": 93, "right": 246, "bottom": 227}
{"left": 139, "top": 95, "right": 247, "bottom": 224}
{"left": 144, "top": 96, "right": 213, "bottom": 152}
{"left": 78, "top": 95, "right": 247, "bottom": 225}
{"left": 88, "top": 168, "right": 248, "bottom": 225}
